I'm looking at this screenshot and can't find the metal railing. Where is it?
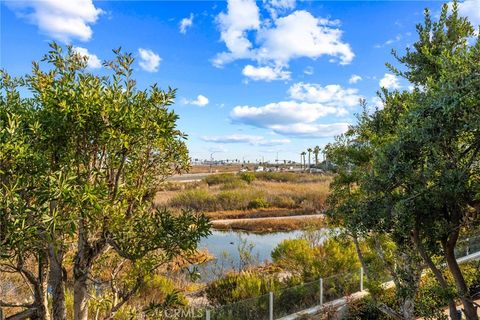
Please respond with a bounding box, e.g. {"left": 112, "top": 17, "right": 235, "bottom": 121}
{"left": 204, "top": 268, "right": 364, "bottom": 320}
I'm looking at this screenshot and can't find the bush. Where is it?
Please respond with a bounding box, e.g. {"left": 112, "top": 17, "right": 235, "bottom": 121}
{"left": 206, "top": 271, "right": 281, "bottom": 305}
{"left": 217, "top": 190, "right": 252, "bottom": 210}
{"left": 239, "top": 172, "right": 256, "bottom": 184}
{"left": 220, "top": 179, "right": 247, "bottom": 190}
{"left": 254, "top": 172, "right": 299, "bottom": 182}
{"left": 272, "top": 237, "right": 361, "bottom": 281}
{"left": 248, "top": 197, "right": 269, "bottom": 209}
{"left": 344, "top": 295, "right": 390, "bottom": 320}
{"left": 204, "top": 173, "right": 239, "bottom": 186}
{"left": 272, "top": 195, "right": 297, "bottom": 208}
{"left": 169, "top": 189, "right": 214, "bottom": 211}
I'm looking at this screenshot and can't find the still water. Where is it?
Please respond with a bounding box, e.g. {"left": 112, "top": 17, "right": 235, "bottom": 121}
{"left": 195, "top": 230, "right": 302, "bottom": 281}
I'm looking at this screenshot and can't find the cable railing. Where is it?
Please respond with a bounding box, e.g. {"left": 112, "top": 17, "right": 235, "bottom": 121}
{"left": 203, "top": 234, "right": 480, "bottom": 320}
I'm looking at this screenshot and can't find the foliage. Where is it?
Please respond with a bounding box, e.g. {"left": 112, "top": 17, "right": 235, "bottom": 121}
{"left": 168, "top": 178, "right": 330, "bottom": 214}
{"left": 204, "top": 173, "right": 239, "bottom": 186}
{"left": 248, "top": 198, "right": 269, "bottom": 209}
{"left": 325, "top": 1, "right": 480, "bottom": 318}
{"left": 206, "top": 271, "right": 281, "bottom": 305}
{"left": 0, "top": 43, "right": 211, "bottom": 320}
{"left": 271, "top": 236, "right": 361, "bottom": 281}
{"left": 239, "top": 172, "right": 256, "bottom": 184}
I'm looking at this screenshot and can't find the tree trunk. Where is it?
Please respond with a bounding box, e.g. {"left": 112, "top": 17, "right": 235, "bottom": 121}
{"left": 412, "top": 229, "right": 460, "bottom": 320}
{"left": 49, "top": 245, "right": 66, "bottom": 320}
{"left": 73, "top": 273, "right": 89, "bottom": 320}
{"left": 443, "top": 241, "right": 478, "bottom": 320}
{"left": 34, "top": 254, "right": 51, "bottom": 320}
{"left": 397, "top": 249, "right": 421, "bottom": 320}
{"left": 402, "top": 298, "right": 416, "bottom": 320}
{"left": 73, "top": 221, "right": 108, "bottom": 320}
{"left": 352, "top": 234, "right": 370, "bottom": 279}
{"left": 6, "top": 309, "right": 38, "bottom": 320}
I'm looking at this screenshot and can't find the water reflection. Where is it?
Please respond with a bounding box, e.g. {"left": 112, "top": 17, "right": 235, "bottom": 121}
{"left": 195, "top": 230, "right": 302, "bottom": 281}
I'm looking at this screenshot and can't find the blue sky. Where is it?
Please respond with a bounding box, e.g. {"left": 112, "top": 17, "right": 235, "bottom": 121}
{"left": 1, "top": 0, "right": 479, "bottom": 162}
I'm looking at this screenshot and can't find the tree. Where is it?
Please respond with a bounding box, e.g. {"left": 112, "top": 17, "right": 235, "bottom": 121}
{"left": 379, "top": 3, "right": 480, "bottom": 318}
{"left": 0, "top": 71, "right": 51, "bottom": 320}
{"left": 307, "top": 148, "right": 312, "bottom": 171}
{"left": 327, "top": 2, "right": 480, "bottom": 318}
{"left": 1, "top": 43, "right": 211, "bottom": 320}
{"left": 300, "top": 151, "right": 306, "bottom": 171}
{"left": 326, "top": 99, "right": 424, "bottom": 320}
{"left": 313, "top": 146, "right": 320, "bottom": 167}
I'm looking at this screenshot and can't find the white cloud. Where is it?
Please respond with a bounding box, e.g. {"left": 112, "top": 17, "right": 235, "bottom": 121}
{"left": 179, "top": 13, "right": 194, "bottom": 34}
{"left": 230, "top": 81, "right": 358, "bottom": 138}
{"left": 269, "top": 123, "right": 350, "bottom": 137}
{"left": 72, "top": 47, "right": 101, "bottom": 69}
{"left": 242, "top": 65, "right": 291, "bottom": 81}
{"left": 258, "top": 139, "right": 291, "bottom": 146}
{"left": 379, "top": 73, "right": 400, "bottom": 90}
{"left": 348, "top": 74, "right": 362, "bottom": 84}
{"left": 303, "top": 66, "right": 314, "bottom": 75}
{"left": 256, "top": 11, "right": 354, "bottom": 66}
{"left": 7, "top": 0, "right": 103, "bottom": 42}
{"left": 231, "top": 101, "right": 340, "bottom": 127}
{"left": 370, "top": 96, "right": 384, "bottom": 110}
{"left": 451, "top": 0, "right": 480, "bottom": 26}
{"left": 374, "top": 34, "right": 402, "bottom": 48}
{"left": 201, "top": 134, "right": 290, "bottom": 146}
{"left": 267, "top": 0, "right": 296, "bottom": 10}
{"left": 213, "top": 0, "right": 260, "bottom": 66}
{"left": 138, "top": 48, "right": 161, "bottom": 72}
{"left": 214, "top": 1, "right": 354, "bottom": 74}
{"left": 288, "top": 82, "right": 362, "bottom": 107}
{"left": 184, "top": 95, "right": 209, "bottom": 107}
{"left": 264, "top": 0, "right": 296, "bottom": 19}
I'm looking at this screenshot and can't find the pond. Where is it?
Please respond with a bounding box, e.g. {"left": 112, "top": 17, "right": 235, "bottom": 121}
{"left": 194, "top": 230, "right": 303, "bottom": 281}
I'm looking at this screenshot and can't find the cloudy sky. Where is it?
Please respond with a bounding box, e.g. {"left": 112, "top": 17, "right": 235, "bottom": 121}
{"left": 2, "top": 0, "right": 479, "bottom": 162}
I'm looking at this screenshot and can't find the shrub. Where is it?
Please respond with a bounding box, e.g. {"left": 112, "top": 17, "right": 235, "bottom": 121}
{"left": 217, "top": 190, "right": 252, "bottom": 210}
{"left": 239, "top": 172, "right": 256, "bottom": 184}
{"left": 254, "top": 172, "right": 299, "bottom": 182}
{"left": 344, "top": 295, "right": 390, "bottom": 320}
{"left": 272, "top": 237, "right": 360, "bottom": 281}
{"left": 206, "top": 271, "right": 281, "bottom": 305}
{"left": 220, "top": 179, "right": 247, "bottom": 190}
{"left": 169, "top": 189, "right": 214, "bottom": 211}
{"left": 272, "top": 195, "right": 297, "bottom": 208}
{"left": 204, "top": 173, "right": 239, "bottom": 186}
{"left": 248, "top": 197, "right": 269, "bottom": 209}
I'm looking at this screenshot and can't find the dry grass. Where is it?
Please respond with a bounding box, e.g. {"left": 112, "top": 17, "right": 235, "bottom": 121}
{"left": 206, "top": 208, "right": 311, "bottom": 220}
{"left": 212, "top": 216, "right": 325, "bottom": 233}
{"left": 163, "top": 177, "right": 331, "bottom": 212}
{"left": 155, "top": 173, "right": 331, "bottom": 232}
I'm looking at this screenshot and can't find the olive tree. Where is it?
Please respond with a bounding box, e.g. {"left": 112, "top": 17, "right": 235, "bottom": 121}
{"left": 327, "top": 2, "right": 479, "bottom": 319}
{"left": 1, "top": 43, "right": 211, "bottom": 320}
{"left": 0, "top": 72, "right": 52, "bottom": 320}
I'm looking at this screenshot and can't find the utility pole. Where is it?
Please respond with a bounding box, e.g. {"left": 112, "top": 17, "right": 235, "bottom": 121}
{"left": 209, "top": 152, "right": 218, "bottom": 173}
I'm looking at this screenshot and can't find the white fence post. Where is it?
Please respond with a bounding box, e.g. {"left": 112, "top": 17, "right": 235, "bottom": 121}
{"left": 269, "top": 292, "right": 274, "bottom": 320}
{"left": 360, "top": 267, "right": 364, "bottom": 292}
{"left": 319, "top": 278, "right": 324, "bottom": 306}
{"left": 205, "top": 309, "right": 211, "bottom": 320}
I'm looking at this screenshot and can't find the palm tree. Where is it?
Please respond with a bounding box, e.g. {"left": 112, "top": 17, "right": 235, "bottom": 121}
{"left": 300, "top": 151, "right": 306, "bottom": 171}
{"left": 313, "top": 146, "right": 320, "bottom": 167}
{"left": 307, "top": 148, "right": 312, "bottom": 172}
